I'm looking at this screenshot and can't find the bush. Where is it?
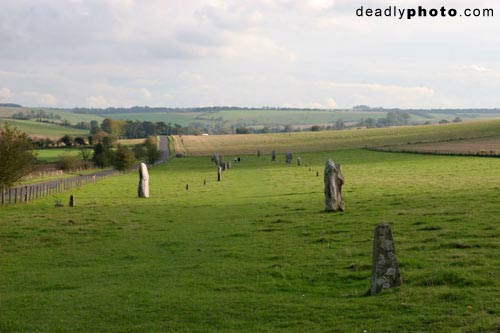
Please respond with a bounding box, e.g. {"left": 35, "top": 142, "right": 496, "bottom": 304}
{"left": 0, "top": 124, "right": 36, "bottom": 188}
{"left": 57, "top": 155, "right": 82, "bottom": 171}
{"left": 113, "top": 145, "right": 136, "bottom": 171}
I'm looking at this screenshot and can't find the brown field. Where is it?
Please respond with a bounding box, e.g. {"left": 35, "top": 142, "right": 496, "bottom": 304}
{"left": 374, "top": 136, "right": 500, "bottom": 156}
{"left": 173, "top": 120, "right": 500, "bottom": 156}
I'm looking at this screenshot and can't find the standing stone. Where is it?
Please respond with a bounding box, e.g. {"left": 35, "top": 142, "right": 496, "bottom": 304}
{"left": 217, "top": 166, "right": 222, "bottom": 181}
{"left": 204, "top": 180, "right": 206, "bottom": 186}
{"left": 316, "top": 171, "right": 319, "bottom": 177}
{"left": 285, "top": 152, "right": 293, "bottom": 164}
{"left": 69, "top": 194, "right": 75, "bottom": 207}
{"left": 186, "top": 184, "right": 189, "bottom": 190}
{"left": 227, "top": 161, "right": 232, "bottom": 169}
{"left": 222, "top": 162, "right": 227, "bottom": 171}
{"left": 297, "top": 157, "right": 302, "bottom": 166}
{"left": 138, "top": 162, "right": 149, "bottom": 198}
{"left": 324, "top": 159, "right": 345, "bottom": 211}
{"left": 371, "top": 223, "right": 402, "bottom": 295}
{"left": 257, "top": 150, "right": 261, "bottom": 157}
{"left": 272, "top": 150, "right": 276, "bottom": 161}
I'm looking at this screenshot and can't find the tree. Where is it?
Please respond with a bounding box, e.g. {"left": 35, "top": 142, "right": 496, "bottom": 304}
{"left": 144, "top": 136, "right": 162, "bottom": 165}
{"left": 113, "top": 145, "right": 136, "bottom": 171}
{"left": 92, "top": 143, "right": 113, "bottom": 168}
{"left": 0, "top": 124, "right": 36, "bottom": 188}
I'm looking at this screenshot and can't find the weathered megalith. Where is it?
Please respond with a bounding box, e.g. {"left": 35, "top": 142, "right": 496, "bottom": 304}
{"left": 138, "top": 162, "right": 149, "bottom": 198}
{"left": 272, "top": 150, "right": 276, "bottom": 161}
{"left": 217, "top": 166, "right": 222, "bottom": 181}
{"left": 69, "top": 194, "right": 75, "bottom": 207}
{"left": 297, "top": 157, "right": 301, "bottom": 166}
{"left": 285, "top": 152, "right": 293, "bottom": 164}
{"left": 371, "top": 223, "right": 402, "bottom": 295}
{"left": 324, "top": 159, "right": 345, "bottom": 211}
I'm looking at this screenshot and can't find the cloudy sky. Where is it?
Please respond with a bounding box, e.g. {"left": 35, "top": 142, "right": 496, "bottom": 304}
{"left": 0, "top": 0, "right": 499, "bottom": 109}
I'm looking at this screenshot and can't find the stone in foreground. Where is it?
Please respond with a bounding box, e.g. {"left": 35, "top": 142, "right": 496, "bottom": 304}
{"left": 138, "top": 162, "right": 149, "bottom": 198}
{"left": 324, "top": 159, "right": 345, "bottom": 211}
{"left": 370, "top": 223, "right": 402, "bottom": 295}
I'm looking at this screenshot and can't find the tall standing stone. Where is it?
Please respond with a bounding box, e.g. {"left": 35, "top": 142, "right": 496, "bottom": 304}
{"left": 217, "top": 166, "right": 222, "bottom": 181}
{"left": 324, "top": 159, "right": 345, "bottom": 211}
{"left": 138, "top": 162, "right": 149, "bottom": 198}
{"left": 272, "top": 150, "right": 276, "bottom": 161}
{"left": 285, "top": 152, "right": 293, "bottom": 164}
{"left": 69, "top": 194, "right": 75, "bottom": 207}
{"left": 297, "top": 157, "right": 302, "bottom": 166}
{"left": 371, "top": 223, "right": 402, "bottom": 295}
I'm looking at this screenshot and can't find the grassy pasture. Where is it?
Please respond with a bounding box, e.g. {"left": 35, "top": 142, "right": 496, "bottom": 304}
{"left": 1, "top": 149, "right": 500, "bottom": 331}
{"left": 174, "top": 119, "right": 500, "bottom": 156}
{"left": 0, "top": 118, "right": 89, "bottom": 139}
{"left": 0, "top": 107, "right": 104, "bottom": 125}
{"left": 35, "top": 148, "right": 84, "bottom": 163}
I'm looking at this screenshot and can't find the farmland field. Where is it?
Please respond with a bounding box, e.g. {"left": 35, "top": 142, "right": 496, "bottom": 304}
{"left": 174, "top": 119, "right": 500, "bottom": 156}
{"left": 1, "top": 148, "right": 500, "bottom": 332}
{"left": 35, "top": 148, "right": 85, "bottom": 163}
{"left": 374, "top": 136, "right": 500, "bottom": 156}
{"left": 0, "top": 107, "right": 104, "bottom": 125}
{"left": 0, "top": 118, "right": 89, "bottom": 139}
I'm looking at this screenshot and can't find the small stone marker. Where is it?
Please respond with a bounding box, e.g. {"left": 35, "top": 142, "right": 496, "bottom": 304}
{"left": 272, "top": 150, "right": 276, "bottom": 161}
{"left": 316, "top": 171, "right": 319, "bottom": 177}
{"left": 204, "top": 180, "right": 206, "bottom": 185}
{"left": 69, "top": 195, "right": 75, "bottom": 207}
{"left": 324, "top": 159, "right": 345, "bottom": 211}
{"left": 285, "top": 152, "right": 293, "bottom": 164}
{"left": 371, "top": 223, "right": 402, "bottom": 295}
{"left": 186, "top": 184, "right": 189, "bottom": 190}
{"left": 138, "top": 162, "right": 149, "bottom": 198}
{"left": 297, "top": 157, "right": 301, "bottom": 166}
{"left": 217, "top": 166, "right": 222, "bottom": 181}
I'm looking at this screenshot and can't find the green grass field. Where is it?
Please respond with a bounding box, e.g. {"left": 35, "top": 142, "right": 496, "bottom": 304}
{"left": 2, "top": 148, "right": 500, "bottom": 331}
{"left": 0, "top": 119, "right": 89, "bottom": 139}
{"left": 0, "top": 107, "right": 104, "bottom": 125}
{"left": 35, "top": 148, "right": 84, "bottom": 163}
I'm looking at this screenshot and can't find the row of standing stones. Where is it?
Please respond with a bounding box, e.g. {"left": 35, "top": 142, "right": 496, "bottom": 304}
{"left": 136, "top": 152, "right": 401, "bottom": 295}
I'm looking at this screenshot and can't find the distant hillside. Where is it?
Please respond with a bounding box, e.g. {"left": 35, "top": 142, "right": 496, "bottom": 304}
{"left": 0, "top": 103, "right": 22, "bottom": 107}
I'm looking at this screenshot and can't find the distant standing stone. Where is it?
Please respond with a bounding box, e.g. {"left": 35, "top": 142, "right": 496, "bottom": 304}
{"left": 217, "top": 166, "right": 222, "bottom": 181}
{"left": 272, "top": 150, "right": 276, "bottom": 161}
{"left": 257, "top": 150, "right": 261, "bottom": 157}
{"left": 316, "top": 171, "right": 319, "bottom": 177}
{"left": 204, "top": 180, "right": 206, "bottom": 185}
{"left": 285, "top": 152, "right": 293, "bottom": 164}
{"left": 324, "top": 159, "right": 345, "bottom": 211}
{"left": 228, "top": 161, "right": 232, "bottom": 169}
{"left": 69, "top": 194, "right": 75, "bottom": 207}
{"left": 138, "top": 162, "right": 149, "bottom": 198}
{"left": 371, "top": 223, "right": 402, "bottom": 295}
{"left": 186, "top": 184, "right": 189, "bottom": 190}
{"left": 297, "top": 157, "right": 302, "bottom": 166}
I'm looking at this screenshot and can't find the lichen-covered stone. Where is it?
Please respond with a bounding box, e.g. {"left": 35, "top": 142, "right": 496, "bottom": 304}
{"left": 138, "top": 163, "right": 150, "bottom": 198}
{"left": 324, "top": 159, "right": 345, "bottom": 211}
{"left": 371, "top": 223, "right": 402, "bottom": 295}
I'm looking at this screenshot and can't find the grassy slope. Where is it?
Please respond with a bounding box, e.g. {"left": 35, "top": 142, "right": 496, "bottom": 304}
{"left": 0, "top": 119, "right": 89, "bottom": 139}
{"left": 35, "top": 148, "right": 84, "bottom": 163}
{"left": 0, "top": 107, "right": 104, "bottom": 124}
{"left": 1, "top": 150, "right": 500, "bottom": 332}
{"left": 174, "top": 119, "right": 500, "bottom": 156}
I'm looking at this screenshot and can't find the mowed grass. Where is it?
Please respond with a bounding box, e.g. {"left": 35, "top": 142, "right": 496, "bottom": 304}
{"left": 0, "top": 119, "right": 89, "bottom": 139}
{"left": 35, "top": 148, "right": 84, "bottom": 163}
{"left": 1, "top": 149, "right": 500, "bottom": 332}
{"left": 175, "top": 119, "right": 500, "bottom": 156}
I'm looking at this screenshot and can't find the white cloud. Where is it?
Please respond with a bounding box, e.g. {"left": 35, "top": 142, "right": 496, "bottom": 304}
{"left": 0, "top": 87, "right": 13, "bottom": 101}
